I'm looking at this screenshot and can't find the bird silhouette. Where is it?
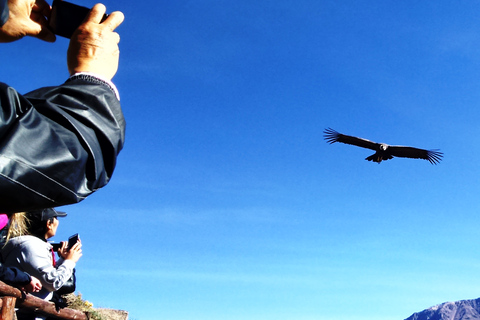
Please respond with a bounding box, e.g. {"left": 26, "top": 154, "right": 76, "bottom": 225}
{"left": 323, "top": 128, "right": 443, "bottom": 164}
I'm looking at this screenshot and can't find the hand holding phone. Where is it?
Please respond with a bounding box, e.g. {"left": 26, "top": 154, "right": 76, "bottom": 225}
{"left": 50, "top": 233, "right": 80, "bottom": 257}
{"left": 0, "top": 0, "right": 55, "bottom": 42}
{"left": 50, "top": 242, "right": 62, "bottom": 251}
{"left": 64, "top": 236, "right": 82, "bottom": 263}
{"left": 49, "top": 0, "right": 108, "bottom": 39}
{"left": 67, "top": 233, "right": 80, "bottom": 250}
{"left": 66, "top": 3, "right": 124, "bottom": 80}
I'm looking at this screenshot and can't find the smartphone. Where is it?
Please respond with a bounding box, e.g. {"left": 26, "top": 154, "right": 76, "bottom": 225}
{"left": 50, "top": 242, "right": 62, "bottom": 251}
{"left": 49, "top": 0, "right": 108, "bottom": 38}
{"left": 67, "top": 233, "right": 80, "bottom": 250}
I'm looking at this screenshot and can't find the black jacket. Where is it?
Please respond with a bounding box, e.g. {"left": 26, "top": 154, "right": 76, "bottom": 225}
{"left": 0, "top": 0, "right": 7, "bottom": 27}
{"left": 0, "top": 77, "right": 125, "bottom": 213}
{"left": 0, "top": 264, "right": 31, "bottom": 287}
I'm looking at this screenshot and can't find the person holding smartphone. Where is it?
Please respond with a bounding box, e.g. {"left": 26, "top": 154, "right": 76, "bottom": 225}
{"left": 0, "top": 0, "right": 126, "bottom": 213}
{"left": 1, "top": 208, "right": 82, "bottom": 319}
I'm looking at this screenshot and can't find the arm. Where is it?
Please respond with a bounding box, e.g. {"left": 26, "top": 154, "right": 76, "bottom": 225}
{"left": 42, "top": 260, "right": 75, "bottom": 292}
{"left": 21, "top": 276, "right": 42, "bottom": 293}
{"left": 0, "top": 3, "right": 125, "bottom": 213}
{"left": 0, "top": 264, "right": 31, "bottom": 286}
{"left": 45, "top": 241, "right": 81, "bottom": 291}
{"left": 0, "top": 264, "right": 41, "bottom": 292}
{"left": 0, "top": 79, "right": 125, "bottom": 213}
{"left": 17, "top": 242, "right": 77, "bottom": 292}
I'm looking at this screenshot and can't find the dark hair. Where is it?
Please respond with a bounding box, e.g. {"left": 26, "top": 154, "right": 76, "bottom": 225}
{"left": 26, "top": 216, "right": 54, "bottom": 239}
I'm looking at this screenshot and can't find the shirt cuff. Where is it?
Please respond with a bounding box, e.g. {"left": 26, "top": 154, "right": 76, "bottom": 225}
{"left": 67, "top": 72, "right": 120, "bottom": 100}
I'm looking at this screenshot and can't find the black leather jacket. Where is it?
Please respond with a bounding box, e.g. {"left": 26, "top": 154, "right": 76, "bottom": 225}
{"left": 0, "top": 77, "right": 125, "bottom": 213}
{"left": 0, "top": 0, "right": 7, "bottom": 27}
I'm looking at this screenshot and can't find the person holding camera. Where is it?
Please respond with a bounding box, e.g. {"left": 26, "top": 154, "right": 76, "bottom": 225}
{"left": 1, "top": 208, "right": 82, "bottom": 319}
{"left": 0, "top": 0, "right": 126, "bottom": 213}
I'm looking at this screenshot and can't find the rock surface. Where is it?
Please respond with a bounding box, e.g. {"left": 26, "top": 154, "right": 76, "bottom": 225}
{"left": 405, "top": 297, "right": 480, "bottom": 320}
{"left": 95, "top": 308, "right": 129, "bottom": 320}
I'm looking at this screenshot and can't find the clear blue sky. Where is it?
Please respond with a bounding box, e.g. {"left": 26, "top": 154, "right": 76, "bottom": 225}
{"left": 3, "top": 0, "right": 480, "bottom": 319}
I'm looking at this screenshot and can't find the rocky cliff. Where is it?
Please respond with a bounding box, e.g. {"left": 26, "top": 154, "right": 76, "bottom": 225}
{"left": 405, "top": 297, "right": 480, "bottom": 320}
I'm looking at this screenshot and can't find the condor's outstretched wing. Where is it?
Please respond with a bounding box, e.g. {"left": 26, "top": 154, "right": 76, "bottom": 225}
{"left": 323, "top": 128, "right": 378, "bottom": 151}
{"left": 389, "top": 146, "right": 443, "bottom": 164}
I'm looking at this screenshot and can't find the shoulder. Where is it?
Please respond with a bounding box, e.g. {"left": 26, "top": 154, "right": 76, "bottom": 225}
{"left": 6, "top": 236, "right": 51, "bottom": 266}
{"left": 9, "top": 235, "right": 48, "bottom": 250}
{"left": 0, "top": 82, "right": 14, "bottom": 92}
{"left": 1, "top": 235, "right": 47, "bottom": 263}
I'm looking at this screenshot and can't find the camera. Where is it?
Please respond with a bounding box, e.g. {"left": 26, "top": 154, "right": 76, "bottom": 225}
{"left": 50, "top": 233, "right": 80, "bottom": 251}
{"left": 49, "top": 0, "right": 108, "bottom": 38}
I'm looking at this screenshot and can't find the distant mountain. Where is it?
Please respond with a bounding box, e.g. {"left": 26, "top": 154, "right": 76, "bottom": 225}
{"left": 405, "top": 297, "right": 480, "bottom": 320}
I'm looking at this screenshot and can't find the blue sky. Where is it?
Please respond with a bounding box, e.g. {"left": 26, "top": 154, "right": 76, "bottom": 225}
{"left": 3, "top": 0, "right": 480, "bottom": 319}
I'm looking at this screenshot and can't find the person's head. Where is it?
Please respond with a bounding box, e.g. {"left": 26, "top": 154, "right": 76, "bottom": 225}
{"left": 25, "top": 208, "right": 67, "bottom": 240}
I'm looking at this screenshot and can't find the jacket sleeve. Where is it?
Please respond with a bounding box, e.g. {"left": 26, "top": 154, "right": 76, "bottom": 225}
{"left": 0, "top": 78, "right": 125, "bottom": 213}
{"left": 0, "top": 0, "right": 8, "bottom": 27}
{"left": 0, "top": 264, "right": 31, "bottom": 287}
{"left": 40, "top": 259, "right": 75, "bottom": 292}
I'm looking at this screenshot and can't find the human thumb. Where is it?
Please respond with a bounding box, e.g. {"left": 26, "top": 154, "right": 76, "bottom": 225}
{"left": 25, "top": 14, "right": 56, "bottom": 42}
{"left": 34, "top": 24, "right": 56, "bottom": 42}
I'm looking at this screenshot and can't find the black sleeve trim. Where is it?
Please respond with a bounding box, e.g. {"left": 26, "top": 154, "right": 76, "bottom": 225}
{"left": 66, "top": 74, "right": 117, "bottom": 97}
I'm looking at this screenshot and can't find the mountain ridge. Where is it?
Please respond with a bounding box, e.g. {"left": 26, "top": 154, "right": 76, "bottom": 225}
{"left": 405, "top": 297, "right": 480, "bottom": 320}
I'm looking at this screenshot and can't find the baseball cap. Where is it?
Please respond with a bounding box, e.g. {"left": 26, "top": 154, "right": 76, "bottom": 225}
{"left": 27, "top": 208, "right": 67, "bottom": 221}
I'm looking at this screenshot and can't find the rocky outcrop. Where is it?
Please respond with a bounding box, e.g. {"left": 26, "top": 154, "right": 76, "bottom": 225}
{"left": 405, "top": 297, "right": 480, "bottom": 320}
{"left": 94, "top": 308, "right": 129, "bottom": 320}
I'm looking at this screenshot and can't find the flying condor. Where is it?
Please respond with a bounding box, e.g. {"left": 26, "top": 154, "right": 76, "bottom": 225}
{"left": 323, "top": 128, "right": 443, "bottom": 164}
